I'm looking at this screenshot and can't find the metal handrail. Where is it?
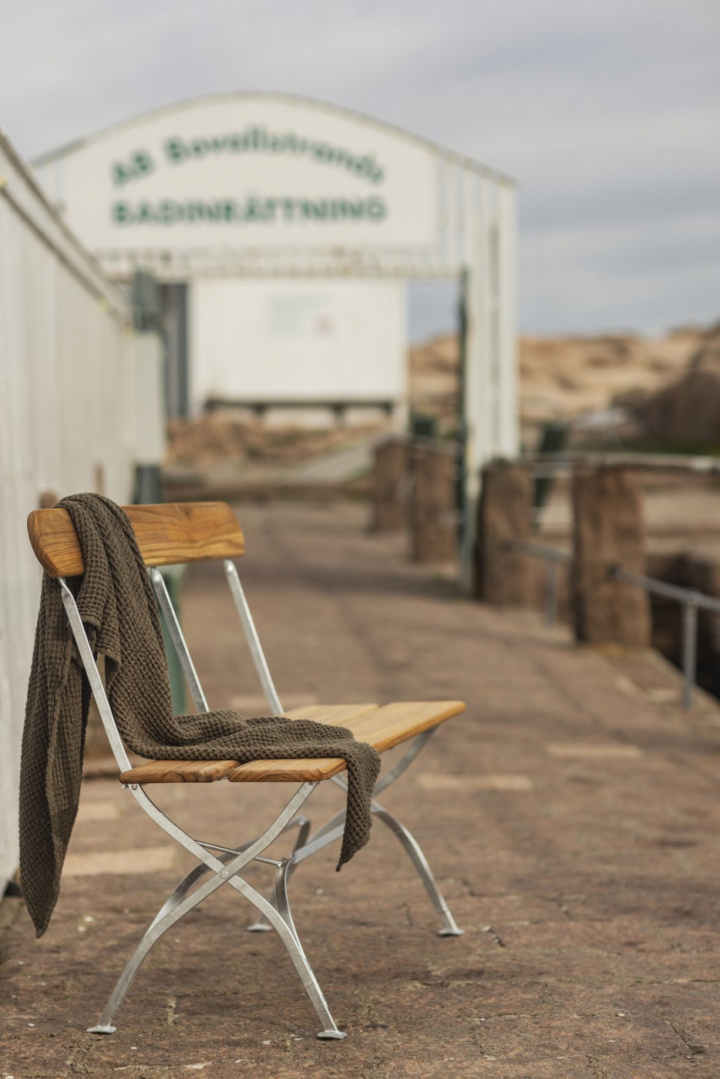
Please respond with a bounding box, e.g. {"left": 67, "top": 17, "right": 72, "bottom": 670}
{"left": 508, "top": 540, "right": 572, "bottom": 564}
{"left": 520, "top": 452, "right": 720, "bottom": 476}
{"left": 502, "top": 540, "right": 571, "bottom": 628}
{"left": 504, "top": 541, "right": 720, "bottom": 710}
{"left": 609, "top": 565, "right": 720, "bottom": 709}
{"left": 608, "top": 565, "right": 720, "bottom": 613}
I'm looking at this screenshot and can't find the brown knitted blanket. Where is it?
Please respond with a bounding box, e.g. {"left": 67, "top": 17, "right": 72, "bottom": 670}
{"left": 19, "top": 494, "right": 381, "bottom": 937}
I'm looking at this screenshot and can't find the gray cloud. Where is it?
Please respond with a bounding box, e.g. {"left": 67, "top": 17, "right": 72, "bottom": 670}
{"left": 1, "top": 0, "right": 718, "bottom": 335}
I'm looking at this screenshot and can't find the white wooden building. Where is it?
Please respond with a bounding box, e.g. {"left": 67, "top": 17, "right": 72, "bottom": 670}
{"left": 34, "top": 91, "right": 518, "bottom": 578}
{"left": 0, "top": 133, "right": 164, "bottom": 896}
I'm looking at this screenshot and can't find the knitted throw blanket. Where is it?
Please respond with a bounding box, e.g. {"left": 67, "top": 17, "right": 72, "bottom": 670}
{"left": 19, "top": 494, "right": 381, "bottom": 937}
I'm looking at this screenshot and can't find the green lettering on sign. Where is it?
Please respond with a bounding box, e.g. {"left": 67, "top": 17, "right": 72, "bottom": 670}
{"left": 110, "top": 126, "right": 386, "bottom": 187}
{"left": 111, "top": 150, "right": 155, "bottom": 186}
{"left": 110, "top": 195, "right": 389, "bottom": 225}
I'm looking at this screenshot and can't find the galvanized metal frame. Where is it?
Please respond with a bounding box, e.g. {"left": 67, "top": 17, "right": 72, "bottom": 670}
{"left": 57, "top": 561, "right": 462, "bottom": 1041}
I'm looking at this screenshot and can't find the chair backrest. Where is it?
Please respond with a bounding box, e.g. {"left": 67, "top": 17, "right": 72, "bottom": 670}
{"left": 27, "top": 501, "right": 245, "bottom": 577}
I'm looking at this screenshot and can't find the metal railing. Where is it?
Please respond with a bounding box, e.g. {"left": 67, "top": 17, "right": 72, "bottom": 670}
{"left": 504, "top": 541, "right": 572, "bottom": 628}
{"left": 505, "top": 541, "right": 720, "bottom": 709}
{"left": 609, "top": 566, "right": 720, "bottom": 709}
{"left": 521, "top": 451, "right": 720, "bottom": 476}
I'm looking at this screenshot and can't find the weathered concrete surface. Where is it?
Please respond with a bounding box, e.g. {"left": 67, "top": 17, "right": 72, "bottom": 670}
{"left": 3, "top": 502, "right": 720, "bottom": 1078}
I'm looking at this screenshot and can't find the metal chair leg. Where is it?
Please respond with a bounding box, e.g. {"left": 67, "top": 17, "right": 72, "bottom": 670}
{"left": 371, "top": 805, "right": 463, "bottom": 936}
{"left": 87, "top": 850, "right": 240, "bottom": 1033}
{"left": 253, "top": 799, "right": 463, "bottom": 939}
{"left": 230, "top": 867, "right": 346, "bottom": 1040}
{"left": 327, "top": 732, "right": 463, "bottom": 936}
{"left": 250, "top": 734, "right": 463, "bottom": 939}
{"left": 87, "top": 856, "right": 346, "bottom": 1039}
{"left": 247, "top": 816, "right": 312, "bottom": 933}
{"left": 89, "top": 785, "right": 328, "bottom": 1036}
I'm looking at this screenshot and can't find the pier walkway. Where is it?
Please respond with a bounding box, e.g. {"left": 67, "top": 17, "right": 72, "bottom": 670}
{"left": 3, "top": 502, "right": 720, "bottom": 1078}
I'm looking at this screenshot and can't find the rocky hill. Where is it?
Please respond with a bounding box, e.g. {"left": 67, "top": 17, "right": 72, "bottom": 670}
{"left": 409, "top": 325, "right": 710, "bottom": 447}
{"left": 634, "top": 323, "right": 720, "bottom": 448}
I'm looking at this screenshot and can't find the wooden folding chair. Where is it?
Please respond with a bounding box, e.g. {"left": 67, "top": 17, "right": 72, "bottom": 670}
{"left": 27, "top": 501, "right": 466, "bottom": 1040}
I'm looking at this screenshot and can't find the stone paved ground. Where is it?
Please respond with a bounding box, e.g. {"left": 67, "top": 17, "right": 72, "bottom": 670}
{"left": 3, "top": 501, "right": 720, "bottom": 1078}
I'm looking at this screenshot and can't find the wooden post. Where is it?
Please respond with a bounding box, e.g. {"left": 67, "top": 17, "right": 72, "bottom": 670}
{"left": 475, "top": 461, "right": 533, "bottom": 604}
{"left": 371, "top": 438, "right": 409, "bottom": 533}
{"left": 572, "top": 466, "right": 650, "bottom": 647}
{"left": 410, "top": 442, "right": 457, "bottom": 563}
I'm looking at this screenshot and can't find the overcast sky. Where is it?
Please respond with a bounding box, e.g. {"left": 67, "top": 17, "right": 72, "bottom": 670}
{"left": 2, "top": 0, "right": 719, "bottom": 338}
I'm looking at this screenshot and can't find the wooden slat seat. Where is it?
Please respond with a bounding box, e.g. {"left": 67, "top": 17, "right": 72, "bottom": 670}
{"left": 119, "top": 759, "right": 239, "bottom": 784}
{"left": 118, "top": 700, "right": 465, "bottom": 785}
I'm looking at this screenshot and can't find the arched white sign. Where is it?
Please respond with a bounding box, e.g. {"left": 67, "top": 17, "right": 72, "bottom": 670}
{"left": 38, "top": 95, "right": 438, "bottom": 257}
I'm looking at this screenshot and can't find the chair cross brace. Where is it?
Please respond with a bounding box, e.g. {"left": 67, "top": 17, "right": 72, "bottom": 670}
{"left": 57, "top": 559, "right": 462, "bottom": 1041}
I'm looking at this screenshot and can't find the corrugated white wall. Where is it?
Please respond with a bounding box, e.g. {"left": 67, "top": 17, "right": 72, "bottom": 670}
{"left": 0, "top": 134, "right": 164, "bottom": 896}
